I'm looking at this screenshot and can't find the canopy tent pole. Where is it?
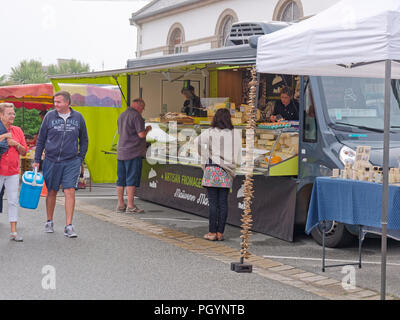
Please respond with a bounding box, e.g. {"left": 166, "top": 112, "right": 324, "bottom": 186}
{"left": 112, "top": 75, "right": 128, "bottom": 107}
{"left": 381, "top": 59, "right": 392, "bottom": 300}
{"left": 22, "top": 102, "right": 25, "bottom": 132}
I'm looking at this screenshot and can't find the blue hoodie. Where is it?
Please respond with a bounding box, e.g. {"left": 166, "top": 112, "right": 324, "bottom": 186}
{"left": 34, "top": 108, "right": 88, "bottom": 163}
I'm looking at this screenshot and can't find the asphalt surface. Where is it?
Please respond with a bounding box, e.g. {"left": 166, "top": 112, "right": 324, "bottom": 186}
{"left": 73, "top": 184, "right": 400, "bottom": 299}
{"left": 0, "top": 186, "right": 322, "bottom": 300}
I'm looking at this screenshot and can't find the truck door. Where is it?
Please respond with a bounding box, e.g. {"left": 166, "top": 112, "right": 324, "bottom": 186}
{"left": 295, "top": 77, "right": 318, "bottom": 225}
{"left": 299, "top": 77, "right": 319, "bottom": 186}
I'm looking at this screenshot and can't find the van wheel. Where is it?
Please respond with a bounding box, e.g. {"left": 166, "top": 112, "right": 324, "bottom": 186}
{"left": 311, "top": 221, "right": 355, "bottom": 248}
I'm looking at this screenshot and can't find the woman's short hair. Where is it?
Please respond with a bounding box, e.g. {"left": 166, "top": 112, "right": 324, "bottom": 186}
{"left": 280, "top": 86, "right": 293, "bottom": 97}
{"left": 0, "top": 102, "right": 15, "bottom": 114}
{"left": 181, "top": 85, "right": 195, "bottom": 94}
{"left": 211, "top": 108, "right": 233, "bottom": 130}
{"left": 54, "top": 91, "right": 71, "bottom": 105}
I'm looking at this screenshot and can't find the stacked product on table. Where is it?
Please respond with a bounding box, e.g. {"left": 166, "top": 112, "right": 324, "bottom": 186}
{"left": 331, "top": 146, "right": 400, "bottom": 184}
{"left": 207, "top": 102, "right": 261, "bottom": 126}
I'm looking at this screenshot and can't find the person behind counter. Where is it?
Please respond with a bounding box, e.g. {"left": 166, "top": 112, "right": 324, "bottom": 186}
{"left": 194, "top": 108, "right": 241, "bottom": 242}
{"left": 270, "top": 86, "right": 299, "bottom": 122}
{"left": 181, "top": 85, "right": 205, "bottom": 117}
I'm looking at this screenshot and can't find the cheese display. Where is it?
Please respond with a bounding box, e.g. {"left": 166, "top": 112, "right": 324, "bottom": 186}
{"left": 148, "top": 117, "right": 161, "bottom": 122}
{"left": 205, "top": 99, "right": 231, "bottom": 118}
{"left": 251, "top": 130, "right": 299, "bottom": 169}
{"left": 214, "top": 103, "right": 227, "bottom": 110}
{"left": 260, "top": 133, "right": 274, "bottom": 140}
{"left": 240, "top": 104, "right": 261, "bottom": 122}
{"left": 207, "top": 109, "right": 215, "bottom": 117}
{"left": 231, "top": 118, "right": 243, "bottom": 126}
{"left": 144, "top": 108, "right": 300, "bottom": 176}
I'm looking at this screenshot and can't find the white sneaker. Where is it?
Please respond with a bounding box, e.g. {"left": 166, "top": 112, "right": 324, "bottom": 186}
{"left": 44, "top": 221, "right": 54, "bottom": 233}
{"left": 10, "top": 232, "right": 23, "bottom": 242}
{"left": 64, "top": 225, "right": 77, "bottom": 238}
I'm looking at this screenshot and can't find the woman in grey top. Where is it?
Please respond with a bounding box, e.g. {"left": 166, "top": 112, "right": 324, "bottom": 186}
{"left": 195, "top": 109, "right": 242, "bottom": 241}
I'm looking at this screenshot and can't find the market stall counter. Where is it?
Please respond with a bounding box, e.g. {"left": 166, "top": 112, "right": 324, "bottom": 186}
{"left": 136, "top": 119, "right": 300, "bottom": 242}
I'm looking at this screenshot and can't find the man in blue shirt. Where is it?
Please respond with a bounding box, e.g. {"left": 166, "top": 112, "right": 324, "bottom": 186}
{"left": 33, "top": 91, "right": 88, "bottom": 238}
{"left": 116, "top": 98, "right": 152, "bottom": 213}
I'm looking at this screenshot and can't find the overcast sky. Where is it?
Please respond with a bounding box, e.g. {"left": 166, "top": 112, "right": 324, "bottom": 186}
{"left": 0, "top": 0, "right": 150, "bottom": 76}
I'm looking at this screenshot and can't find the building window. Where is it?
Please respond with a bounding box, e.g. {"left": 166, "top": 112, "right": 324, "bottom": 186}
{"left": 220, "top": 15, "right": 234, "bottom": 47}
{"left": 169, "top": 28, "right": 182, "bottom": 54}
{"left": 215, "top": 9, "right": 238, "bottom": 48}
{"left": 167, "top": 24, "right": 185, "bottom": 55}
{"left": 274, "top": 0, "right": 303, "bottom": 22}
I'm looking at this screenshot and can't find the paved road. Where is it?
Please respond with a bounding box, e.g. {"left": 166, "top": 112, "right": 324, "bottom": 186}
{"left": 1, "top": 184, "right": 399, "bottom": 300}
{"left": 73, "top": 184, "right": 400, "bottom": 299}
{"left": 0, "top": 189, "right": 321, "bottom": 300}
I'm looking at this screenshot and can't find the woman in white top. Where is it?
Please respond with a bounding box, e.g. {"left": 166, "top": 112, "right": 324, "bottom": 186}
{"left": 195, "top": 109, "right": 242, "bottom": 241}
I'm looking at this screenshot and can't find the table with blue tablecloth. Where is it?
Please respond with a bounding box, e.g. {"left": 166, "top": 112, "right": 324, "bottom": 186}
{"left": 306, "top": 177, "right": 400, "bottom": 238}
{"left": 306, "top": 177, "right": 400, "bottom": 271}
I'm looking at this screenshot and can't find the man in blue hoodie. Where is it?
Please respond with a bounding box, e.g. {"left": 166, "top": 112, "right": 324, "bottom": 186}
{"left": 33, "top": 91, "right": 88, "bottom": 238}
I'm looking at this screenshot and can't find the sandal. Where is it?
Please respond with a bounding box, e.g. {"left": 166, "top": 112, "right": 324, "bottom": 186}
{"left": 203, "top": 233, "right": 217, "bottom": 241}
{"left": 116, "top": 204, "right": 127, "bottom": 213}
{"left": 217, "top": 233, "right": 224, "bottom": 241}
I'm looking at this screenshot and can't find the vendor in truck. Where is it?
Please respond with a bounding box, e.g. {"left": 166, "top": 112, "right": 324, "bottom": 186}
{"left": 181, "top": 85, "right": 205, "bottom": 117}
{"left": 270, "top": 86, "right": 299, "bottom": 122}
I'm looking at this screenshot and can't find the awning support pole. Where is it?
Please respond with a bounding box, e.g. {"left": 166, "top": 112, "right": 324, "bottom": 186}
{"left": 381, "top": 59, "right": 392, "bottom": 300}
{"left": 22, "top": 102, "right": 25, "bottom": 132}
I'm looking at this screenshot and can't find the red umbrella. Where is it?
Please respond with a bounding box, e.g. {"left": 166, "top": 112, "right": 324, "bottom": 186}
{"left": 0, "top": 83, "right": 54, "bottom": 110}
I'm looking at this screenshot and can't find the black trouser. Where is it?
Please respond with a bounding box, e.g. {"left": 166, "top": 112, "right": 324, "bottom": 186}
{"left": 206, "top": 187, "right": 230, "bottom": 234}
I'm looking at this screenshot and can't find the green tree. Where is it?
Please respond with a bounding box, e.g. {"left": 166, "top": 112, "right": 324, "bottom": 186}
{"left": 47, "top": 59, "right": 90, "bottom": 76}
{"left": 13, "top": 108, "right": 42, "bottom": 137}
{"left": 10, "top": 60, "right": 48, "bottom": 84}
{"left": 0, "top": 74, "right": 15, "bottom": 86}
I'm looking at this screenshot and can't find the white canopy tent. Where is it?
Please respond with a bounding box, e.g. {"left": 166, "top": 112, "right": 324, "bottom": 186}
{"left": 257, "top": 0, "right": 400, "bottom": 78}
{"left": 256, "top": 0, "right": 400, "bottom": 300}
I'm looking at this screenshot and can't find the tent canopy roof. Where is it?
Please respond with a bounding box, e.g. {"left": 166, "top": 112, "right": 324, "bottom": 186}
{"left": 0, "top": 83, "right": 53, "bottom": 98}
{"left": 256, "top": 0, "right": 400, "bottom": 79}
{"left": 51, "top": 45, "right": 257, "bottom": 80}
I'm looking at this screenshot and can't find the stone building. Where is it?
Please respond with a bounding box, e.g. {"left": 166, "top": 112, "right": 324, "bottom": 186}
{"left": 130, "top": 0, "right": 339, "bottom": 58}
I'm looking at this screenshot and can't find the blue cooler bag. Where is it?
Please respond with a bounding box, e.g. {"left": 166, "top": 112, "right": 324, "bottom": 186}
{"left": 19, "top": 168, "right": 44, "bottom": 209}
